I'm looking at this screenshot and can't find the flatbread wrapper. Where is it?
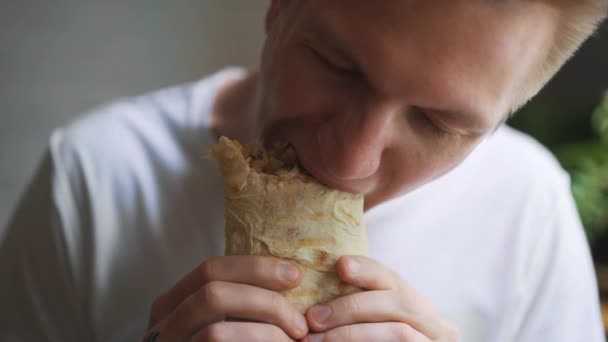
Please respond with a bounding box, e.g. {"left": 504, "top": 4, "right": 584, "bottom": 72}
{"left": 210, "top": 136, "right": 368, "bottom": 313}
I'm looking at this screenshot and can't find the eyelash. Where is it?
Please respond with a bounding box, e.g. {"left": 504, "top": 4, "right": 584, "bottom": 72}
{"left": 413, "top": 108, "right": 453, "bottom": 137}
{"left": 306, "top": 46, "right": 453, "bottom": 139}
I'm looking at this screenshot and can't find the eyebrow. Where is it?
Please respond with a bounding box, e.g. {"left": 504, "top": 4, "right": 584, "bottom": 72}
{"left": 306, "top": 18, "right": 500, "bottom": 136}
{"left": 304, "top": 20, "right": 362, "bottom": 71}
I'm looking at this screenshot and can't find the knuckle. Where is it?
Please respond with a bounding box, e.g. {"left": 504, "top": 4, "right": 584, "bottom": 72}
{"left": 148, "top": 293, "right": 168, "bottom": 324}
{"left": 268, "top": 291, "right": 290, "bottom": 320}
{"left": 395, "top": 290, "right": 410, "bottom": 311}
{"left": 265, "top": 292, "right": 297, "bottom": 333}
{"left": 398, "top": 289, "right": 438, "bottom": 317}
{"left": 394, "top": 273, "right": 410, "bottom": 292}
{"left": 199, "top": 258, "right": 216, "bottom": 283}
{"left": 422, "top": 297, "right": 439, "bottom": 316}
{"left": 442, "top": 321, "right": 461, "bottom": 342}
{"left": 267, "top": 324, "right": 289, "bottom": 341}
{"left": 149, "top": 295, "right": 163, "bottom": 316}
{"left": 205, "top": 322, "right": 228, "bottom": 342}
{"left": 269, "top": 290, "right": 282, "bottom": 308}
{"left": 201, "top": 281, "right": 225, "bottom": 312}
{"left": 393, "top": 323, "right": 416, "bottom": 340}
{"left": 150, "top": 295, "right": 163, "bottom": 314}
{"left": 274, "top": 287, "right": 291, "bottom": 306}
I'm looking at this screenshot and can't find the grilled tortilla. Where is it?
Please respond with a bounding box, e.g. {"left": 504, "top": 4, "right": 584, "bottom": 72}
{"left": 210, "top": 136, "right": 368, "bottom": 313}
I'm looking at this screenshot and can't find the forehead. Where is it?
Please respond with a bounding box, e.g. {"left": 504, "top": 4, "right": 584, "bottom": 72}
{"left": 297, "top": 0, "right": 557, "bottom": 128}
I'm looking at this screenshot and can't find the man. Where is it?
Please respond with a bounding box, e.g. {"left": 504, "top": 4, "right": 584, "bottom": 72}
{"left": 2, "top": 0, "right": 607, "bottom": 341}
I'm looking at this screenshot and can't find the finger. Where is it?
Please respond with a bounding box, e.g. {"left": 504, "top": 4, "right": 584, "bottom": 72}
{"left": 335, "top": 255, "right": 402, "bottom": 291}
{"left": 162, "top": 281, "right": 308, "bottom": 340}
{"left": 306, "top": 290, "right": 439, "bottom": 338}
{"left": 336, "top": 256, "right": 438, "bottom": 316}
{"left": 150, "top": 256, "right": 302, "bottom": 326}
{"left": 302, "top": 322, "right": 429, "bottom": 342}
{"left": 192, "top": 321, "right": 294, "bottom": 342}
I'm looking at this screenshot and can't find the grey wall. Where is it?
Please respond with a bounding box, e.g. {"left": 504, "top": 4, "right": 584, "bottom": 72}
{"left": 1, "top": 1, "right": 266, "bottom": 228}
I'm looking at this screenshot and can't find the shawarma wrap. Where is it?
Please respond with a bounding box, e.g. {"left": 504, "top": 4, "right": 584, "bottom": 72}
{"left": 210, "top": 136, "right": 368, "bottom": 313}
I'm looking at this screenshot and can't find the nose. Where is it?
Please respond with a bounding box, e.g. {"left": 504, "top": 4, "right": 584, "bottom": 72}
{"left": 317, "top": 100, "right": 396, "bottom": 180}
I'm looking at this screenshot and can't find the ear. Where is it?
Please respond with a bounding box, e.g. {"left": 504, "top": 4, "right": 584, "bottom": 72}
{"left": 265, "top": 0, "right": 288, "bottom": 33}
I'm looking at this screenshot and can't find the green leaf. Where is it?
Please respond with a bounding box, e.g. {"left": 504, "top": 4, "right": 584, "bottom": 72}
{"left": 554, "top": 141, "right": 608, "bottom": 171}
{"left": 570, "top": 160, "right": 608, "bottom": 241}
{"left": 592, "top": 91, "right": 608, "bottom": 142}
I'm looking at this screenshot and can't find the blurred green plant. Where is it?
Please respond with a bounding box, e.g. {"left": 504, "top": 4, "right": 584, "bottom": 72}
{"left": 593, "top": 91, "right": 608, "bottom": 143}
{"left": 554, "top": 92, "right": 608, "bottom": 242}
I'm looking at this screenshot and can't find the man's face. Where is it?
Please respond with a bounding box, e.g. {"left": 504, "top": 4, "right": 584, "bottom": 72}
{"left": 254, "top": 0, "right": 557, "bottom": 208}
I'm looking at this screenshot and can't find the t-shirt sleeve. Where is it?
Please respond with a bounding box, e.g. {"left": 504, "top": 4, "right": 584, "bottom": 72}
{"left": 510, "top": 171, "right": 605, "bottom": 341}
{"left": 0, "top": 131, "right": 97, "bottom": 341}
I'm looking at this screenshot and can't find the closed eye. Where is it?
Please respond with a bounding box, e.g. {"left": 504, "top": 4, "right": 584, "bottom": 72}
{"left": 412, "top": 107, "right": 457, "bottom": 137}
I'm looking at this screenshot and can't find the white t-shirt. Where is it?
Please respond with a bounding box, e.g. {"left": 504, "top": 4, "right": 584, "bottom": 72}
{"left": 1, "top": 68, "right": 604, "bottom": 342}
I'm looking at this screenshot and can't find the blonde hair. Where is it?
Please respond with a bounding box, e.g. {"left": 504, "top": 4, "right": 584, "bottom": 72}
{"left": 511, "top": 0, "right": 608, "bottom": 113}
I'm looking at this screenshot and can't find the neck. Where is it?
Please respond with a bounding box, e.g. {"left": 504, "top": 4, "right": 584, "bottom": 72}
{"left": 210, "top": 70, "right": 259, "bottom": 143}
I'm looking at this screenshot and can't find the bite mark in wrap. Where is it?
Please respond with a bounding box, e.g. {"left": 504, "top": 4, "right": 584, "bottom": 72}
{"left": 210, "top": 136, "right": 368, "bottom": 313}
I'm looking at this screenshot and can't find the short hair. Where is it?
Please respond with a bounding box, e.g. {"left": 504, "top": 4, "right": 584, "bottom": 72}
{"left": 511, "top": 0, "right": 608, "bottom": 113}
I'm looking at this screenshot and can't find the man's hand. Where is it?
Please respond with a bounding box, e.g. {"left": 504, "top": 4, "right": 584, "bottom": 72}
{"left": 143, "top": 256, "right": 309, "bottom": 341}
{"left": 302, "top": 256, "right": 460, "bottom": 342}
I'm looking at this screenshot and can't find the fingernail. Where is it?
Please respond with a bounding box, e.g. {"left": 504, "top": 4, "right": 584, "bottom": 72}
{"left": 346, "top": 257, "right": 360, "bottom": 274}
{"left": 306, "top": 333, "right": 324, "bottom": 342}
{"left": 280, "top": 263, "right": 299, "bottom": 282}
{"left": 310, "top": 305, "right": 331, "bottom": 323}
{"left": 295, "top": 313, "right": 308, "bottom": 333}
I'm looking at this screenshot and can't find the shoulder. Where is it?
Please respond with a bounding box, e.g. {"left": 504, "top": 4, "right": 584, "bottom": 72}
{"left": 48, "top": 68, "right": 246, "bottom": 181}
{"left": 52, "top": 80, "right": 204, "bottom": 163}
{"left": 45, "top": 78, "right": 212, "bottom": 253}
{"left": 482, "top": 125, "right": 565, "bottom": 179}
{"left": 470, "top": 125, "right": 594, "bottom": 285}
{"left": 420, "top": 124, "right": 583, "bottom": 274}
{"left": 42, "top": 73, "right": 233, "bottom": 339}
{"left": 459, "top": 125, "right": 580, "bottom": 253}
{"left": 51, "top": 67, "right": 245, "bottom": 163}
{"left": 481, "top": 129, "right": 602, "bottom": 340}
{"left": 459, "top": 125, "right": 570, "bottom": 210}
{"left": 413, "top": 124, "right": 571, "bottom": 224}
{"left": 44, "top": 70, "right": 230, "bottom": 232}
